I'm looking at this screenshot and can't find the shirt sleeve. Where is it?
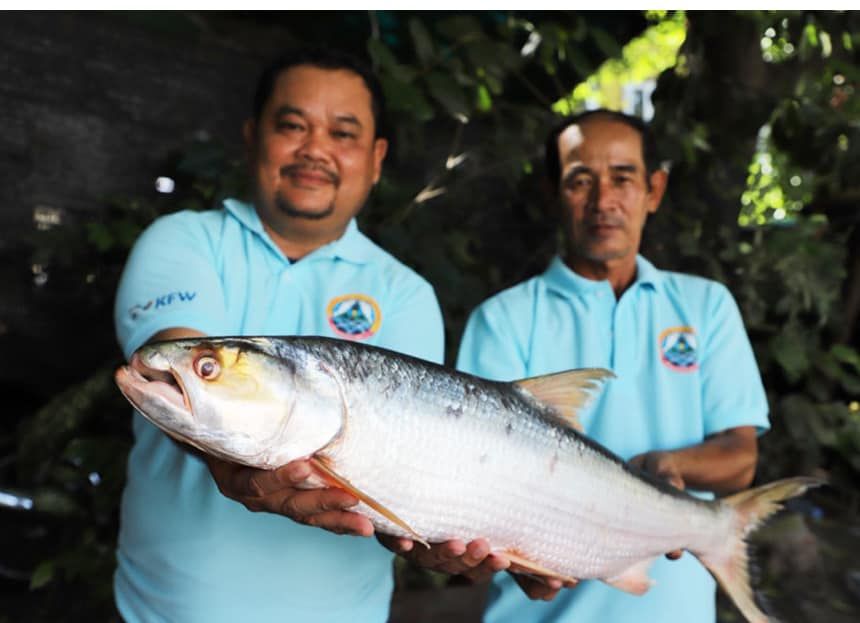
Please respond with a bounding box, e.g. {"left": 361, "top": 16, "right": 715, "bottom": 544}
{"left": 700, "top": 283, "right": 770, "bottom": 435}
{"left": 114, "top": 212, "right": 229, "bottom": 359}
{"left": 374, "top": 275, "right": 445, "bottom": 366}
{"left": 456, "top": 300, "right": 528, "bottom": 382}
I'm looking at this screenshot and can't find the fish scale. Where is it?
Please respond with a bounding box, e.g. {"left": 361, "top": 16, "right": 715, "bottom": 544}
{"left": 116, "top": 335, "right": 823, "bottom": 623}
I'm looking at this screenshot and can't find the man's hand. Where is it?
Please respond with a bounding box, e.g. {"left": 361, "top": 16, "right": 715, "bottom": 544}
{"left": 628, "top": 450, "right": 685, "bottom": 490}
{"left": 628, "top": 450, "right": 684, "bottom": 560}
{"left": 378, "top": 536, "right": 510, "bottom": 583}
{"left": 378, "top": 535, "right": 578, "bottom": 600}
{"left": 206, "top": 456, "right": 374, "bottom": 537}
{"left": 512, "top": 574, "right": 578, "bottom": 601}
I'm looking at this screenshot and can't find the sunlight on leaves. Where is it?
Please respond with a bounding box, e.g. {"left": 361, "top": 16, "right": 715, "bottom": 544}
{"left": 553, "top": 11, "right": 686, "bottom": 116}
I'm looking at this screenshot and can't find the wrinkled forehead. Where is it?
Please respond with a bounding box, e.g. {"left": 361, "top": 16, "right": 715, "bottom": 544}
{"left": 556, "top": 119, "right": 644, "bottom": 180}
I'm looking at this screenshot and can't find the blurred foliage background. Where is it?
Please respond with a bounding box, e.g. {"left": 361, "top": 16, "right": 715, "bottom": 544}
{"left": 0, "top": 10, "right": 858, "bottom": 622}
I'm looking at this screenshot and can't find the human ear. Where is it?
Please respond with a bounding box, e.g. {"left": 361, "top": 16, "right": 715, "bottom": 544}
{"left": 646, "top": 169, "right": 668, "bottom": 214}
{"left": 371, "top": 138, "right": 389, "bottom": 184}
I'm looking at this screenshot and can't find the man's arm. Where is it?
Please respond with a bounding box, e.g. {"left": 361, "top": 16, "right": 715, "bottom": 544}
{"left": 146, "top": 327, "right": 373, "bottom": 537}
{"left": 628, "top": 425, "right": 758, "bottom": 496}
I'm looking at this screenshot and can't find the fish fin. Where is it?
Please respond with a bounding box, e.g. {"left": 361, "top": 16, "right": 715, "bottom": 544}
{"left": 697, "top": 476, "right": 824, "bottom": 623}
{"left": 309, "top": 457, "right": 430, "bottom": 549}
{"left": 501, "top": 551, "right": 577, "bottom": 584}
{"left": 514, "top": 368, "right": 615, "bottom": 432}
{"left": 602, "top": 558, "right": 657, "bottom": 595}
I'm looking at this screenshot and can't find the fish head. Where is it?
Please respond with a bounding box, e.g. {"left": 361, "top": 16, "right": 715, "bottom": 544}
{"left": 114, "top": 337, "right": 345, "bottom": 468}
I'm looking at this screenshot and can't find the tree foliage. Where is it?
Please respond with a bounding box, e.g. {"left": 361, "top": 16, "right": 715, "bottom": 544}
{"left": 2, "top": 10, "right": 858, "bottom": 622}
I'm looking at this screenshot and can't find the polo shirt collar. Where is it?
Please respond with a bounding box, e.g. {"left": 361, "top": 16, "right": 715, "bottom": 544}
{"left": 634, "top": 255, "right": 663, "bottom": 291}
{"left": 543, "top": 254, "right": 663, "bottom": 298}
{"left": 223, "top": 198, "right": 372, "bottom": 265}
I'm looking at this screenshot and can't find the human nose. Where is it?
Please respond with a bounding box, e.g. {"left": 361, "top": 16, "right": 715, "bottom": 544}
{"left": 589, "top": 176, "right": 618, "bottom": 212}
{"left": 296, "top": 127, "right": 332, "bottom": 163}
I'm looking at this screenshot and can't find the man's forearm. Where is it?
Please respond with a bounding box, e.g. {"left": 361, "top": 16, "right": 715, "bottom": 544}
{"left": 641, "top": 426, "right": 759, "bottom": 496}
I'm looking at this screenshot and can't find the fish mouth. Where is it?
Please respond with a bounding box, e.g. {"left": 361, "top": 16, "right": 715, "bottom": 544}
{"left": 115, "top": 353, "right": 192, "bottom": 417}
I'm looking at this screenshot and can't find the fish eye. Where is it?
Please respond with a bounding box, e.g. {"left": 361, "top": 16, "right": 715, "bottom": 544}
{"left": 194, "top": 355, "right": 220, "bottom": 380}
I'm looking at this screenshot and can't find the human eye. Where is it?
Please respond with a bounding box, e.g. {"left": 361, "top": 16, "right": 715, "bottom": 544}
{"left": 276, "top": 117, "right": 305, "bottom": 132}
{"left": 569, "top": 174, "right": 593, "bottom": 191}
{"left": 331, "top": 128, "right": 358, "bottom": 140}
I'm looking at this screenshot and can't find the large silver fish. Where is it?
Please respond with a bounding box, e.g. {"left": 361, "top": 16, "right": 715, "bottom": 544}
{"left": 115, "top": 336, "right": 819, "bottom": 623}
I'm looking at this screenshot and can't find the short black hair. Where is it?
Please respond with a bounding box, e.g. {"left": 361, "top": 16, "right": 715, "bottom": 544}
{"left": 544, "top": 109, "right": 659, "bottom": 193}
{"left": 252, "top": 47, "right": 387, "bottom": 139}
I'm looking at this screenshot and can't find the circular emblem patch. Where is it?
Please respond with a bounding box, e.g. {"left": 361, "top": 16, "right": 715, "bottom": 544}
{"left": 327, "top": 294, "right": 382, "bottom": 340}
{"left": 658, "top": 326, "right": 699, "bottom": 372}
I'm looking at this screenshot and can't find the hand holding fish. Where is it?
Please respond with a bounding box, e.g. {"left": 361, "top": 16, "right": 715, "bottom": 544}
{"left": 379, "top": 535, "right": 578, "bottom": 600}
{"left": 206, "top": 455, "right": 375, "bottom": 537}
{"left": 378, "top": 535, "right": 511, "bottom": 582}
{"left": 512, "top": 574, "right": 579, "bottom": 601}
{"left": 628, "top": 450, "right": 685, "bottom": 491}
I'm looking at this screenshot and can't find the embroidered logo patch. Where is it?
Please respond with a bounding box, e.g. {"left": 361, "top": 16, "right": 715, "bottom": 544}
{"left": 327, "top": 294, "right": 381, "bottom": 340}
{"left": 658, "top": 326, "right": 699, "bottom": 372}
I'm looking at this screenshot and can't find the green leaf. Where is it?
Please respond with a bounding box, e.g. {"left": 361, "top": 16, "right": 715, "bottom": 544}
{"left": 476, "top": 84, "right": 492, "bottom": 112}
{"left": 425, "top": 72, "right": 471, "bottom": 120}
{"left": 484, "top": 72, "right": 503, "bottom": 95}
{"left": 409, "top": 18, "right": 434, "bottom": 66}
{"left": 840, "top": 373, "right": 860, "bottom": 395}
{"left": 380, "top": 76, "right": 434, "bottom": 122}
{"left": 367, "top": 38, "right": 398, "bottom": 70}
{"left": 466, "top": 40, "right": 520, "bottom": 76}
{"left": 590, "top": 26, "right": 623, "bottom": 60}
{"left": 30, "top": 561, "right": 55, "bottom": 590}
{"left": 367, "top": 39, "right": 417, "bottom": 83}
{"left": 770, "top": 331, "right": 811, "bottom": 382}
{"left": 831, "top": 344, "right": 860, "bottom": 371}
{"left": 565, "top": 46, "right": 593, "bottom": 80}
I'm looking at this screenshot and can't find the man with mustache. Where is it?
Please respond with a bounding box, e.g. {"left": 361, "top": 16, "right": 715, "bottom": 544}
{"left": 444, "top": 110, "right": 769, "bottom": 622}
{"left": 113, "top": 48, "right": 443, "bottom": 622}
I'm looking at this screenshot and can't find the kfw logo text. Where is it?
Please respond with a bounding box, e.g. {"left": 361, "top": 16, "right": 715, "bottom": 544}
{"left": 129, "top": 291, "right": 197, "bottom": 320}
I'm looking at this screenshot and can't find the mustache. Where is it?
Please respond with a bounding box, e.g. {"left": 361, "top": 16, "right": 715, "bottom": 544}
{"left": 280, "top": 164, "right": 340, "bottom": 186}
{"left": 586, "top": 215, "right": 624, "bottom": 228}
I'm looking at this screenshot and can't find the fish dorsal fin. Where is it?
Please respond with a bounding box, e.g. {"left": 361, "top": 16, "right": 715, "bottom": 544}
{"left": 514, "top": 368, "right": 615, "bottom": 432}
{"left": 309, "top": 457, "right": 430, "bottom": 548}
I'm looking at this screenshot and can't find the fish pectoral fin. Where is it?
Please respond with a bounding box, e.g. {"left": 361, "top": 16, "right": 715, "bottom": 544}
{"left": 501, "top": 551, "right": 577, "bottom": 585}
{"left": 602, "top": 557, "right": 657, "bottom": 595}
{"left": 514, "top": 368, "right": 615, "bottom": 432}
{"left": 309, "top": 457, "right": 429, "bottom": 549}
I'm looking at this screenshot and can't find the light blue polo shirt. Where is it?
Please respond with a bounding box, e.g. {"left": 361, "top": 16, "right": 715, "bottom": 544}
{"left": 113, "top": 198, "right": 444, "bottom": 623}
{"left": 457, "top": 255, "right": 769, "bottom": 623}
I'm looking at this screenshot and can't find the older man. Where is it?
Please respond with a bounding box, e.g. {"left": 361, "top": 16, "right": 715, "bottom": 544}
{"left": 113, "top": 49, "right": 443, "bottom": 622}
{"left": 453, "top": 109, "right": 769, "bottom": 622}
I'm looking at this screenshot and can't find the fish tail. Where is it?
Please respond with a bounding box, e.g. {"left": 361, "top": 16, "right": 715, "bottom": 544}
{"left": 699, "top": 476, "right": 823, "bottom": 623}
